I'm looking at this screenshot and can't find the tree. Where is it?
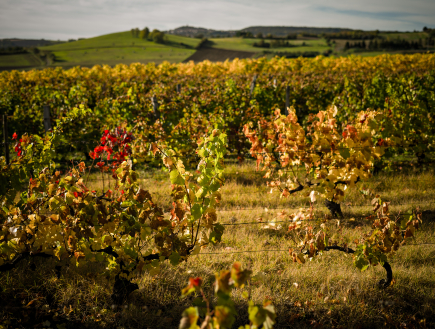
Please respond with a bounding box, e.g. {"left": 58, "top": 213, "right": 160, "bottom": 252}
{"left": 149, "top": 29, "right": 165, "bottom": 44}
{"left": 256, "top": 32, "right": 263, "bottom": 39}
{"left": 131, "top": 28, "right": 140, "bottom": 38}
{"left": 344, "top": 41, "right": 350, "bottom": 50}
{"left": 140, "top": 27, "right": 150, "bottom": 40}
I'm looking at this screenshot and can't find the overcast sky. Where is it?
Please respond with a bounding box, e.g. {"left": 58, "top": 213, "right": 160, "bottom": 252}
{"left": 1, "top": 0, "right": 434, "bottom": 40}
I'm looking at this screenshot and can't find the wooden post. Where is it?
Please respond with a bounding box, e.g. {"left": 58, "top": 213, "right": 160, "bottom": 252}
{"left": 250, "top": 74, "right": 258, "bottom": 97}
{"left": 43, "top": 105, "right": 52, "bottom": 132}
{"left": 285, "top": 85, "right": 290, "bottom": 116}
{"left": 176, "top": 84, "right": 181, "bottom": 93}
{"left": 151, "top": 96, "right": 160, "bottom": 121}
{"left": 2, "top": 115, "right": 9, "bottom": 165}
{"left": 273, "top": 78, "right": 277, "bottom": 88}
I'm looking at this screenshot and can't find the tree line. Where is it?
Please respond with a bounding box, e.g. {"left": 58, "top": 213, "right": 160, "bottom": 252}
{"left": 253, "top": 39, "right": 304, "bottom": 48}
{"left": 131, "top": 27, "right": 165, "bottom": 44}
{"left": 236, "top": 31, "right": 298, "bottom": 40}
{"left": 344, "top": 37, "right": 433, "bottom": 51}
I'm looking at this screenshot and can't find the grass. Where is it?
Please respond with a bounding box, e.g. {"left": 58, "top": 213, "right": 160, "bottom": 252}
{"left": 208, "top": 37, "right": 330, "bottom": 53}
{"left": 1, "top": 161, "right": 434, "bottom": 328}
{"left": 0, "top": 53, "right": 42, "bottom": 67}
{"left": 51, "top": 47, "right": 195, "bottom": 67}
{"left": 42, "top": 31, "right": 200, "bottom": 51}
{"left": 36, "top": 31, "right": 198, "bottom": 68}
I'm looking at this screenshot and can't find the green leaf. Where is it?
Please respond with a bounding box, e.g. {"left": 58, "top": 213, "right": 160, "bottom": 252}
{"left": 179, "top": 307, "right": 200, "bottom": 329}
{"left": 170, "top": 170, "right": 184, "bottom": 185}
{"left": 209, "top": 224, "right": 225, "bottom": 244}
{"left": 354, "top": 254, "right": 370, "bottom": 271}
{"left": 191, "top": 204, "right": 202, "bottom": 221}
{"left": 169, "top": 252, "right": 181, "bottom": 266}
{"left": 368, "top": 118, "right": 378, "bottom": 130}
{"left": 339, "top": 148, "right": 350, "bottom": 159}
{"left": 197, "top": 149, "right": 206, "bottom": 158}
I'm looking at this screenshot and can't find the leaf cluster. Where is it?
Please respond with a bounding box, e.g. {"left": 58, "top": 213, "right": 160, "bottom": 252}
{"left": 180, "top": 262, "right": 276, "bottom": 329}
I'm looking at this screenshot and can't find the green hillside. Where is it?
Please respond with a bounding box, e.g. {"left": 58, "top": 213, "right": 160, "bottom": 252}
{"left": 38, "top": 31, "right": 198, "bottom": 67}
{"left": 42, "top": 31, "right": 200, "bottom": 51}
{"left": 0, "top": 53, "right": 42, "bottom": 68}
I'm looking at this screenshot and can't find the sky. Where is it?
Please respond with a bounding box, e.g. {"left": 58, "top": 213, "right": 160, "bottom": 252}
{"left": 1, "top": 0, "right": 434, "bottom": 40}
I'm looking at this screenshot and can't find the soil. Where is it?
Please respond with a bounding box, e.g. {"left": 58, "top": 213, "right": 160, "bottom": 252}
{"left": 183, "top": 47, "right": 255, "bottom": 63}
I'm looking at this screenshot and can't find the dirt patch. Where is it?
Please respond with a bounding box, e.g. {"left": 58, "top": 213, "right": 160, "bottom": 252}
{"left": 183, "top": 47, "right": 255, "bottom": 63}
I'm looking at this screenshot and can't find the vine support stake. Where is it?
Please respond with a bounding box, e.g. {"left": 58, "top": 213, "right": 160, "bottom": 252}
{"left": 2, "top": 114, "right": 9, "bottom": 165}
{"left": 43, "top": 105, "right": 52, "bottom": 132}
{"left": 250, "top": 74, "right": 258, "bottom": 97}
{"left": 176, "top": 84, "right": 181, "bottom": 93}
{"left": 285, "top": 85, "right": 290, "bottom": 116}
{"left": 151, "top": 95, "right": 160, "bottom": 122}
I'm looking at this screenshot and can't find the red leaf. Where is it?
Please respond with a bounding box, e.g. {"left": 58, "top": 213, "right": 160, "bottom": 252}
{"left": 189, "top": 277, "right": 202, "bottom": 288}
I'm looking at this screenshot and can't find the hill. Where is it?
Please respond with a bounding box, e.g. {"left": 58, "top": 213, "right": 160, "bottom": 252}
{"left": 240, "top": 26, "right": 353, "bottom": 37}
{"left": 0, "top": 38, "right": 60, "bottom": 49}
{"left": 38, "top": 31, "right": 199, "bottom": 68}
{"left": 166, "top": 26, "right": 237, "bottom": 38}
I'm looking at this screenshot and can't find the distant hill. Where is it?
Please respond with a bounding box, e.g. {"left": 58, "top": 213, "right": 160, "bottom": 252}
{"left": 240, "top": 26, "right": 353, "bottom": 37}
{"left": 167, "top": 25, "right": 354, "bottom": 38}
{"left": 166, "top": 26, "right": 237, "bottom": 38}
{"left": 0, "top": 38, "right": 60, "bottom": 49}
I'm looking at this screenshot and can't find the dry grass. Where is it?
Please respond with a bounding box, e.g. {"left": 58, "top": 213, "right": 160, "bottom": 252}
{"left": 1, "top": 162, "right": 435, "bottom": 328}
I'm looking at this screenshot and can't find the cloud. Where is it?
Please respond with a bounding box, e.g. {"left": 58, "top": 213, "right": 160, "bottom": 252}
{"left": 0, "top": 0, "right": 434, "bottom": 40}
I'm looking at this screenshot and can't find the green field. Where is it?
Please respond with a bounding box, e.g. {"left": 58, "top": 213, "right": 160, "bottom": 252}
{"left": 42, "top": 31, "right": 200, "bottom": 51}
{"left": 51, "top": 46, "right": 194, "bottom": 67}
{"left": 0, "top": 53, "right": 42, "bottom": 67}
{"left": 39, "top": 31, "right": 197, "bottom": 67}
{"left": 209, "top": 37, "right": 330, "bottom": 53}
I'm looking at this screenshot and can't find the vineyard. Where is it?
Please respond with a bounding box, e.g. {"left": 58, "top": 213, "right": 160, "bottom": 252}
{"left": 1, "top": 54, "right": 435, "bottom": 328}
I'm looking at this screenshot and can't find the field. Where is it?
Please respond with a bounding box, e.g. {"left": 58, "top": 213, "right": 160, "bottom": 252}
{"left": 1, "top": 55, "right": 435, "bottom": 328}
{"left": 52, "top": 47, "right": 194, "bottom": 67}
{"left": 39, "top": 31, "right": 197, "bottom": 67}
{"left": 0, "top": 52, "right": 42, "bottom": 68}
{"left": 1, "top": 162, "right": 434, "bottom": 328}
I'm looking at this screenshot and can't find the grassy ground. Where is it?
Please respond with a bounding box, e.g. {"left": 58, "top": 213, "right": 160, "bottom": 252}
{"left": 1, "top": 161, "right": 434, "bottom": 328}
{"left": 41, "top": 31, "right": 200, "bottom": 51}
{"left": 0, "top": 53, "right": 42, "bottom": 67}
{"left": 52, "top": 46, "right": 194, "bottom": 67}
{"left": 39, "top": 31, "right": 197, "bottom": 68}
